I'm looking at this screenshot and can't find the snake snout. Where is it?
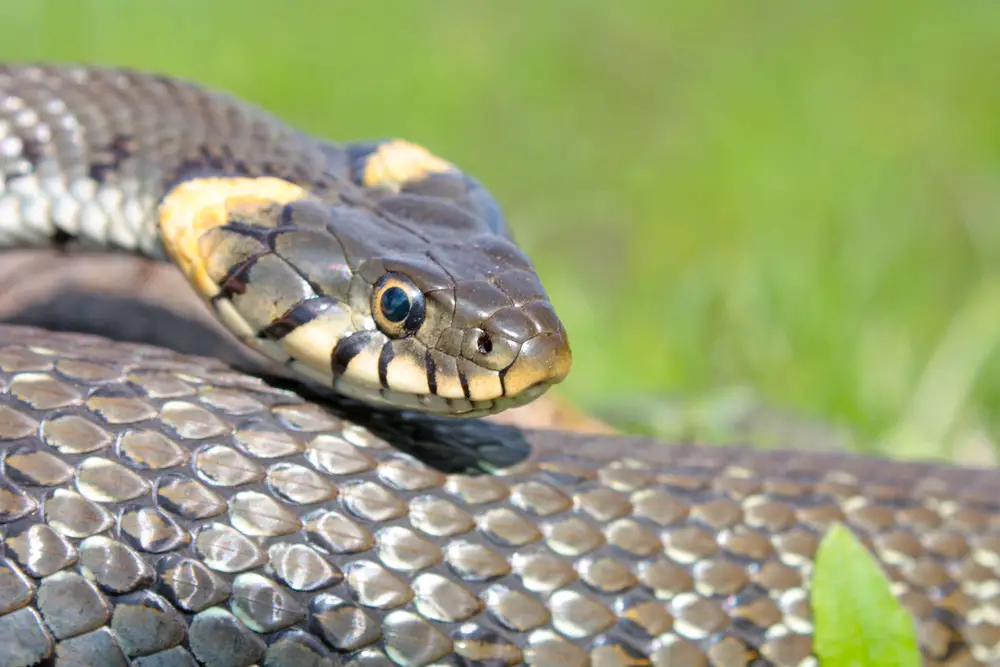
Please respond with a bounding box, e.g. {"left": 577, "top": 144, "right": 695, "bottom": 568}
{"left": 470, "top": 299, "right": 572, "bottom": 407}
{"left": 500, "top": 328, "right": 573, "bottom": 398}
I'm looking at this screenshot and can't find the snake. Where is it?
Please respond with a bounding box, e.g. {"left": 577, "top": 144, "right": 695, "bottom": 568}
{"left": 0, "top": 64, "right": 995, "bottom": 667}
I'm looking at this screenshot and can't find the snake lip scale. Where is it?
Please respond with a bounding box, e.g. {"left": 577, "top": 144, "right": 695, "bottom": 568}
{"left": 0, "top": 64, "right": 996, "bottom": 666}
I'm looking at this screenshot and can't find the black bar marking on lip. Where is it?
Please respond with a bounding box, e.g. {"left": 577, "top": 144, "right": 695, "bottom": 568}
{"left": 425, "top": 349, "right": 438, "bottom": 395}
{"left": 497, "top": 364, "right": 511, "bottom": 398}
{"left": 331, "top": 330, "right": 380, "bottom": 379}
{"left": 258, "top": 296, "right": 337, "bottom": 340}
{"left": 377, "top": 341, "right": 394, "bottom": 390}
{"left": 457, "top": 364, "right": 471, "bottom": 400}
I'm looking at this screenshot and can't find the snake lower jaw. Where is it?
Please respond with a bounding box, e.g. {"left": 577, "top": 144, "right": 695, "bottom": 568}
{"left": 360, "top": 380, "right": 560, "bottom": 419}
{"left": 290, "top": 363, "right": 562, "bottom": 419}
{"left": 251, "top": 310, "right": 572, "bottom": 418}
{"left": 238, "top": 327, "right": 569, "bottom": 418}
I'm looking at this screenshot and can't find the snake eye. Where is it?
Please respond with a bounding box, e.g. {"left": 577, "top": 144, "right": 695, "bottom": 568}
{"left": 380, "top": 287, "right": 410, "bottom": 322}
{"left": 373, "top": 273, "right": 425, "bottom": 338}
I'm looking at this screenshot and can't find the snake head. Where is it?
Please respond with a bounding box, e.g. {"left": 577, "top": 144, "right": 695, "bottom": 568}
{"left": 341, "top": 225, "right": 573, "bottom": 416}
{"left": 159, "top": 152, "right": 571, "bottom": 417}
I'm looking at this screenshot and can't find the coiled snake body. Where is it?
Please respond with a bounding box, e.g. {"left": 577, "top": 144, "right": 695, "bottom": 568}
{"left": 0, "top": 65, "right": 995, "bottom": 667}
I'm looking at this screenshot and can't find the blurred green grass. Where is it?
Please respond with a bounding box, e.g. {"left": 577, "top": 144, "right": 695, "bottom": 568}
{"left": 3, "top": 1, "right": 1000, "bottom": 462}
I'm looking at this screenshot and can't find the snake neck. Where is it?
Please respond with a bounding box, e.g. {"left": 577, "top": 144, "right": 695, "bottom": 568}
{"left": 0, "top": 65, "right": 331, "bottom": 258}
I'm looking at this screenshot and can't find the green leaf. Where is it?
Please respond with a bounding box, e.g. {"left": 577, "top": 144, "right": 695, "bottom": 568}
{"left": 812, "top": 523, "right": 922, "bottom": 667}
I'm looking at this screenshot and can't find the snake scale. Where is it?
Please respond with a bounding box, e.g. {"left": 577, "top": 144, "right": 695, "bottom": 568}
{"left": 0, "top": 65, "right": 995, "bottom": 667}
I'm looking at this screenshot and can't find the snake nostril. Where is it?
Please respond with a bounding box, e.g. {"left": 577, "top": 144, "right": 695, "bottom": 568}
{"left": 476, "top": 332, "right": 493, "bottom": 355}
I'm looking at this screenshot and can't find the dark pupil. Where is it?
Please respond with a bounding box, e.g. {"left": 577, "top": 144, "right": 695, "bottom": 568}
{"left": 380, "top": 287, "right": 411, "bottom": 323}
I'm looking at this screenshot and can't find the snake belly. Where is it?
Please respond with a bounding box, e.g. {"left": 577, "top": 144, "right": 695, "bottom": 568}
{"left": 0, "top": 65, "right": 996, "bottom": 667}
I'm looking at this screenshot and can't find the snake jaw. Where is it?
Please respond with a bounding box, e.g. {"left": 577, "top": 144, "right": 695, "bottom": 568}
{"left": 325, "top": 323, "right": 570, "bottom": 417}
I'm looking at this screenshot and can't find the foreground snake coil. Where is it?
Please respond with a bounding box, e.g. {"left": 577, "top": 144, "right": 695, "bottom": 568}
{"left": 0, "top": 65, "right": 995, "bottom": 667}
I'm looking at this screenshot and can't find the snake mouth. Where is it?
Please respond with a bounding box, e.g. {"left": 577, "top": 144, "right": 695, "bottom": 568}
{"left": 321, "top": 327, "right": 572, "bottom": 418}
{"left": 424, "top": 329, "right": 572, "bottom": 417}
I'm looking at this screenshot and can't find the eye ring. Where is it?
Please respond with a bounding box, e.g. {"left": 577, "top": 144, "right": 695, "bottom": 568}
{"left": 372, "top": 272, "right": 425, "bottom": 338}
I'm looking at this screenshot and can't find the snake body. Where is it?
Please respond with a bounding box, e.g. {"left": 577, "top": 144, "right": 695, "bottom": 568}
{"left": 0, "top": 65, "right": 996, "bottom": 667}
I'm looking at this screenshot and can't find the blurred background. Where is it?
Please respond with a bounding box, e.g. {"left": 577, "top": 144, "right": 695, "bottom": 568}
{"left": 1, "top": 1, "right": 998, "bottom": 464}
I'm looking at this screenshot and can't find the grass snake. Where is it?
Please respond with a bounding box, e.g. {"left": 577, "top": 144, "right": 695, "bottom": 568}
{"left": 0, "top": 64, "right": 996, "bottom": 667}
